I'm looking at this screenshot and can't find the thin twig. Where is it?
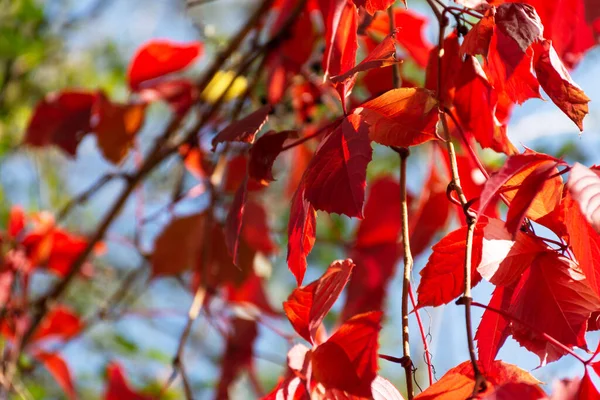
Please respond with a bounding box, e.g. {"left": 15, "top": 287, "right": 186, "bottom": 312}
{"left": 408, "top": 283, "right": 434, "bottom": 387}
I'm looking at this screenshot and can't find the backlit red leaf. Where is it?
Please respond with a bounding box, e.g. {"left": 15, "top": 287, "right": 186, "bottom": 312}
{"left": 151, "top": 213, "right": 205, "bottom": 276}
{"left": 211, "top": 105, "right": 271, "bottom": 151}
{"left": 249, "top": 130, "right": 295, "bottom": 183}
{"left": 241, "top": 200, "right": 276, "bottom": 256}
{"left": 476, "top": 285, "right": 514, "bottom": 371}
{"left": 311, "top": 311, "right": 382, "bottom": 397}
{"left": 417, "top": 222, "right": 486, "bottom": 308}
{"left": 461, "top": 11, "right": 494, "bottom": 58}
{"left": 353, "top": 0, "right": 394, "bottom": 15}
{"left": 303, "top": 114, "right": 372, "bottom": 218}
{"left": 534, "top": 40, "right": 590, "bottom": 131}
{"left": 357, "top": 88, "right": 438, "bottom": 148}
{"left": 105, "top": 362, "right": 152, "bottom": 400}
{"left": 482, "top": 382, "right": 547, "bottom": 399}
{"left": 8, "top": 206, "right": 25, "bottom": 239}
{"left": 24, "top": 91, "right": 95, "bottom": 157}
{"left": 127, "top": 40, "right": 203, "bottom": 90}
{"left": 287, "top": 182, "right": 317, "bottom": 285}
{"left": 567, "top": 163, "right": 600, "bottom": 234}
{"left": 322, "top": 0, "right": 358, "bottom": 80}
{"left": 283, "top": 259, "right": 354, "bottom": 343}
{"left": 425, "top": 32, "right": 461, "bottom": 107}
{"left": 225, "top": 179, "right": 248, "bottom": 266}
{"left": 33, "top": 306, "right": 83, "bottom": 343}
{"left": 34, "top": 352, "right": 76, "bottom": 400}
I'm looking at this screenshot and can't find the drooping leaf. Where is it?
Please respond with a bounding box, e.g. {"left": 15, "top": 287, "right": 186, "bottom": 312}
{"left": 283, "top": 259, "right": 354, "bottom": 343}
{"left": 461, "top": 11, "right": 494, "bottom": 58}
{"left": 151, "top": 213, "right": 205, "bottom": 276}
{"left": 534, "top": 40, "right": 590, "bottom": 131}
{"left": 494, "top": 3, "right": 544, "bottom": 52}
{"left": 287, "top": 182, "right": 317, "bottom": 285}
{"left": 248, "top": 130, "right": 295, "bottom": 184}
{"left": 34, "top": 352, "right": 76, "bottom": 400}
{"left": 303, "top": 114, "right": 372, "bottom": 218}
{"left": 91, "top": 92, "right": 145, "bottom": 164}
{"left": 476, "top": 285, "right": 514, "bottom": 371}
{"left": 211, "top": 105, "right": 272, "bottom": 151}
{"left": 24, "top": 91, "right": 95, "bottom": 157}
{"left": 225, "top": 179, "right": 248, "bottom": 266}
{"left": 311, "top": 311, "right": 382, "bottom": 398}
{"left": 104, "top": 362, "right": 152, "bottom": 400}
{"left": 425, "top": 32, "right": 461, "bottom": 107}
{"left": 357, "top": 88, "right": 438, "bottom": 148}
{"left": 322, "top": 0, "right": 358, "bottom": 81}
{"left": 127, "top": 40, "right": 203, "bottom": 90}
{"left": 417, "top": 222, "right": 487, "bottom": 308}
{"left": 414, "top": 360, "right": 541, "bottom": 400}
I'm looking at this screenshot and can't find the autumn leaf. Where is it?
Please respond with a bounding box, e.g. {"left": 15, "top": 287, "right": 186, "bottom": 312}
{"left": 567, "top": 163, "right": 600, "bottom": 234}
{"left": 353, "top": 0, "right": 395, "bottom": 15}
{"left": 91, "top": 92, "right": 145, "bottom": 164}
{"left": 24, "top": 91, "right": 95, "bottom": 157}
{"left": 482, "top": 382, "right": 547, "bottom": 399}
{"left": 461, "top": 11, "right": 494, "bottom": 58}
{"left": 127, "top": 40, "right": 203, "bottom": 90}
{"left": 417, "top": 222, "right": 486, "bottom": 308}
{"left": 8, "top": 205, "right": 25, "bottom": 239}
{"left": 248, "top": 130, "right": 295, "bottom": 183}
{"left": 425, "top": 32, "right": 461, "bottom": 107}
{"left": 151, "top": 213, "right": 205, "bottom": 276}
{"left": 322, "top": 0, "right": 358, "bottom": 81}
{"left": 241, "top": 200, "right": 277, "bottom": 256}
{"left": 356, "top": 88, "right": 438, "bottom": 148}
{"left": 211, "top": 105, "right": 272, "bottom": 151}
{"left": 495, "top": 3, "right": 544, "bottom": 52}
{"left": 224, "top": 179, "right": 248, "bottom": 267}
{"left": 137, "top": 78, "right": 197, "bottom": 116}
{"left": 284, "top": 259, "right": 354, "bottom": 343}
{"left": 414, "top": 360, "right": 541, "bottom": 400}
{"left": 534, "top": 40, "right": 590, "bottom": 131}
{"left": 303, "top": 114, "right": 372, "bottom": 218}
{"left": 105, "top": 362, "right": 152, "bottom": 400}
{"left": 225, "top": 273, "right": 277, "bottom": 315}
{"left": 34, "top": 352, "right": 77, "bottom": 400}
{"left": 476, "top": 286, "right": 514, "bottom": 371}
{"left": 287, "top": 182, "right": 317, "bottom": 285}
{"left": 32, "top": 306, "right": 83, "bottom": 343}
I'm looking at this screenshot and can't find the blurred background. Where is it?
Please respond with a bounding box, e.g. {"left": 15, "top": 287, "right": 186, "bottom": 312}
{"left": 1, "top": 0, "right": 599, "bottom": 398}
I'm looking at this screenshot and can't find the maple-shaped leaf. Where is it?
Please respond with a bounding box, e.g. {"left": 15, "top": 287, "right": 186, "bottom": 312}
{"left": 509, "top": 252, "right": 600, "bottom": 364}
{"left": 211, "top": 105, "right": 271, "bottom": 151}
{"left": 453, "top": 56, "right": 517, "bottom": 156}
{"left": 137, "top": 78, "right": 197, "bottom": 116}
{"left": 417, "top": 222, "right": 486, "bottom": 308}
{"left": 215, "top": 318, "right": 259, "bottom": 399}
{"left": 476, "top": 285, "right": 514, "bottom": 371}
{"left": 284, "top": 259, "right": 354, "bottom": 343}
{"left": 321, "top": 0, "right": 358, "bottom": 99}
{"left": 564, "top": 192, "right": 600, "bottom": 298}
{"left": 425, "top": 32, "right": 461, "bottom": 107}
{"left": 127, "top": 40, "right": 203, "bottom": 91}
{"left": 225, "top": 179, "right": 248, "bottom": 266}
{"left": 343, "top": 177, "right": 401, "bottom": 320}
{"left": 478, "top": 151, "right": 562, "bottom": 220}
{"left": 478, "top": 219, "right": 547, "bottom": 286}
{"left": 534, "top": 40, "right": 590, "bottom": 131}
{"left": 287, "top": 182, "right": 317, "bottom": 285}
{"left": 414, "top": 360, "right": 541, "bottom": 400}
{"left": 91, "top": 92, "right": 145, "bottom": 164}
{"left": 567, "top": 163, "right": 600, "bottom": 234}
{"left": 151, "top": 213, "right": 205, "bottom": 277}
{"left": 482, "top": 382, "right": 547, "bottom": 399}
{"left": 353, "top": 0, "right": 395, "bottom": 15}
{"left": 368, "top": 8, "right": 433, "bottom": 68}
{"left": 24, "top": 91, "right": 95, "bottom": 157}
{"left": 104, "top": 362, "right": 152, "bottom": 400}
{"left": 303, "top": 114, "right": 372, "bottom": 218}
{"left": 356, "top": 88, "right": 438, "bottom": 148}
{"left": 311, "top": 311, "right": 382, "bottom": 398}
{"left": 34, "top": 352, "right": 77, "bottom": 400}
{"left": 248, "top": 130, "right": 295, "bottom": 183}
{"left": 409, "top": 156, "right": 452, "bottom": 257}
{"left": 331, "top": 34, "right": 399, "bottom": 85}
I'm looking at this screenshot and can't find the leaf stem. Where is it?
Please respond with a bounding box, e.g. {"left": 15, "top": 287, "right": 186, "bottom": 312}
{"left": 409, "top": 283, "right": 434, "bottom": 386}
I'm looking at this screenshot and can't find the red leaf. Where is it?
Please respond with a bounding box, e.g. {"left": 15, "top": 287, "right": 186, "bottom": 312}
{"left": 368, "top": 8, "right": 433, "bottom": 68}
{"left": 127, "top": 40, "right": 203, "bottom": 91}
{"left": 417, "top": 222, "right": 486, "bottom": 308}
{"left": 91, "top": 92, "right": 145, "bottom": 164}
{"left": 137, "top": 79, "right": 197, "bottom": 116}
{"left": 24, "top": 91, "right": 95, "bottom": 157}
{"left": 225, "top": 179, "right": 248, "bottom": 266}
{"left": 215, "top": 318, "right": 259, "bottom": 399}
{"left": 287, "top": 182, "right": 317, "bottom": 285}
{"left": 454, "top": 56, "right": 517, "bottom": 156}
{"left": 322, "top": 0, "right": 358, "bottom": 80}
{"left": 211, "top": 105, "right": 271, "bottom": 151}
{"left": 225, "top": 273, "right": 277, "bottom": 315}
{"left": 579, "top": 373, "right": 600, "bottom": 399}
{"left": 105, "top": 362, "right": 152, "bottom": 400}
{"left": 249, "top": 130, "right": 295, "bottom": 183}
{"left": 414, "top": 360, "right": 541, "bottom": 400}
{"left": 495, "top": 3, "right": 543, "bottom": 52}
{"left": 34, "top": 352, "right": 77, "bottom": 400}
{"left": 357, "top": 88, "right": 438, "bottom": 148}
{"left": 353, "top": 0, "right": 394, "bottom": 15}
{"left": 311, "top": 311, "right": 382, "bottom": 397}
{"left": 303, "top": 114, "right": 372, "bottom": 218}
{"left": 482, "top": 382, "right": 547, "bottom": 399}
{"left": 241, "top": 200, "right": 277, "bottom": 256}
{"left": 509, "top": 252, "right": 600, "bottom": 364}
{"left": 564, "top": 192, "right": 600, "bottom": 298}
{"left": 283, "top": 259, "right": 354, "bottom": 343}
{"left": 331, "top": 34, "right": 398, "bottom": 84}
{"left": 425, "top": 32, "right": 461, "bottom": 107}
{"left": 567, "top": 163, "right": 600, "bottom": 234}
{"left": 343, "top": 177, "right": 401, "bottom": 320}
{"left": 151, "top": 213, "right": 205, "bottom": 276}
{"left": 477, "top": 219, "right": 547, "bottom": 286}
{"left": 476, "top": 286, "right": 514, "bottom": 371}
{"left": 33, "top": 306, "right": 83, "bottom": 343}
{"left": 534, "top": 39, "right": 590, "bottom": 131}
{"left": 8, "top": 205, "right": 25, "bottom": 239}
{"left": 461, "top": 11, "right": 494, "bottom": 58}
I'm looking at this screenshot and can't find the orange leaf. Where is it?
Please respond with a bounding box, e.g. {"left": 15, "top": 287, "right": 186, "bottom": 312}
{"left": 357, "top": 88, "right": 438, "bottom": 148}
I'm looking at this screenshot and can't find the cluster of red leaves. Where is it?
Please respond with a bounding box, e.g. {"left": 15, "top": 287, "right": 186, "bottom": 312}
{"left": 16, "top": 0, "right": 600, "bottom": 398}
